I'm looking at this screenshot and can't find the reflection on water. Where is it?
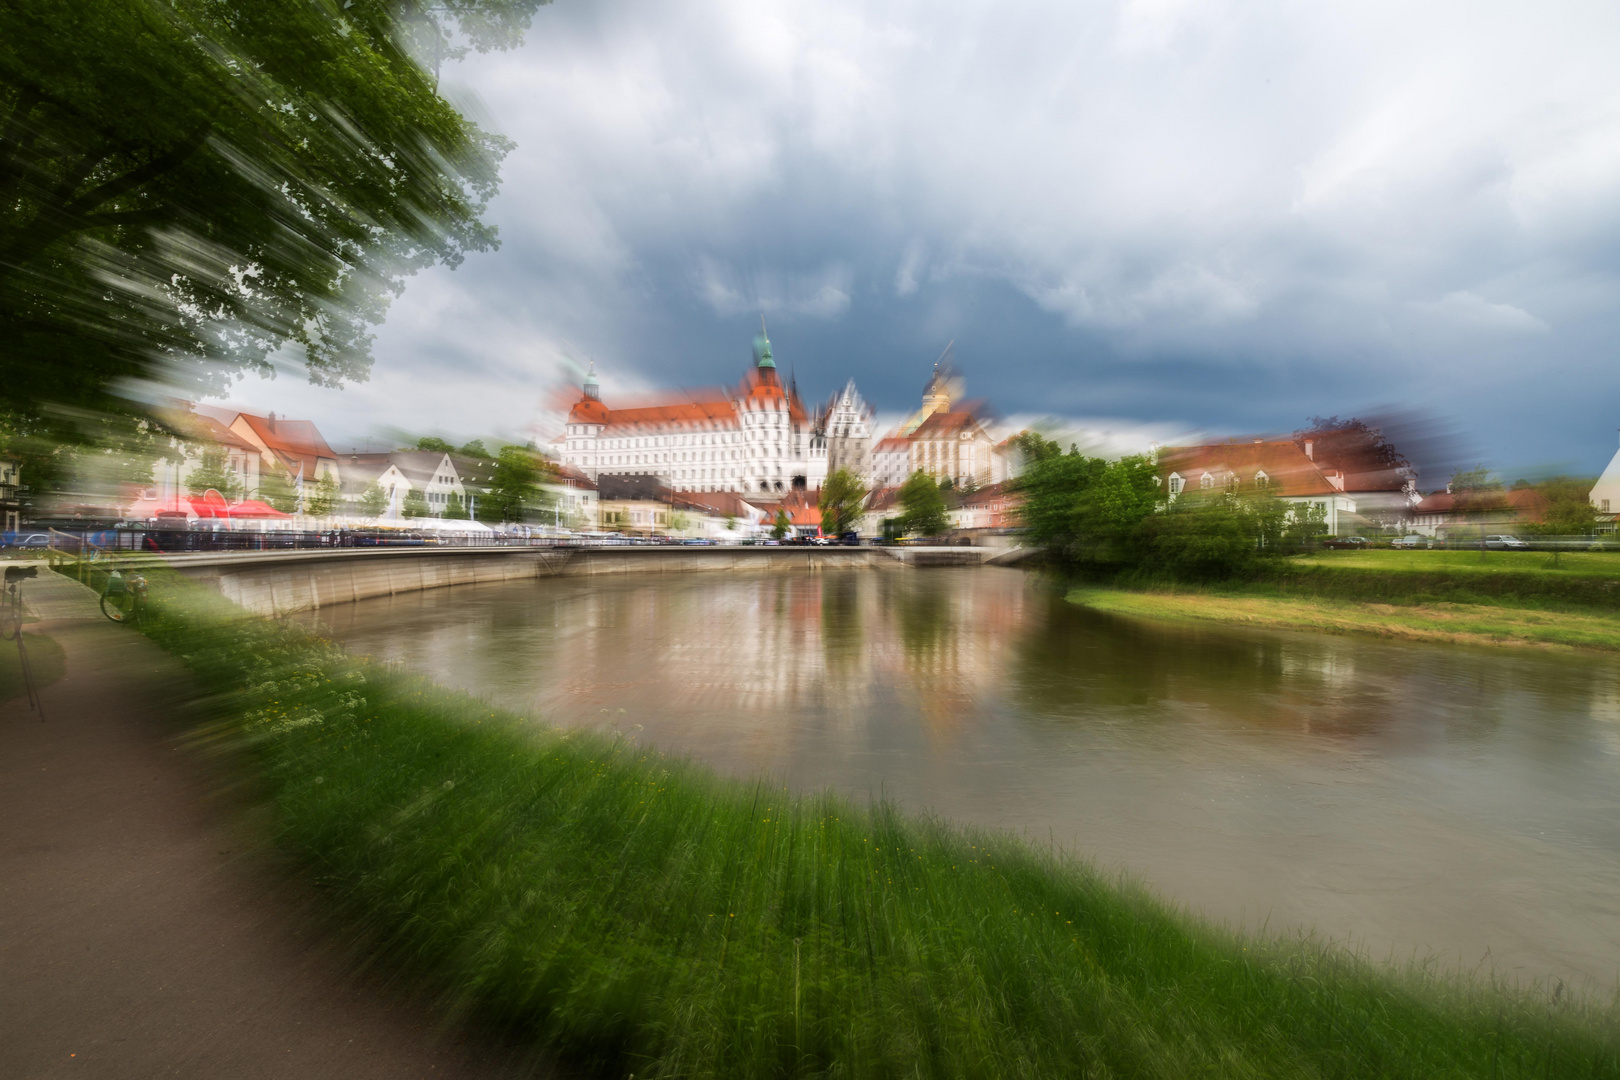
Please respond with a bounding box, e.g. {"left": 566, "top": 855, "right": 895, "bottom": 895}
{"left": 302, "top": 568, "right": 1620, "bottom": 989}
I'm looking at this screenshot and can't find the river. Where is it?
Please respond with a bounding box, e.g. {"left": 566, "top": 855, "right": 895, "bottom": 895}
{"left": 298, "top": 567, "right": 1620, "bottom": 990}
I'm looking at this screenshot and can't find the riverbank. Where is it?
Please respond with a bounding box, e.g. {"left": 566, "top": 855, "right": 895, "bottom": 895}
{"left": 1070, "top": 587, "right": 1620, "bottom": 651}
{"left": 1062, "top": 548, "right": 1620, "bottom": 651}
{"left": 74, "top": 562, "right": 1620, "bottom": 1077}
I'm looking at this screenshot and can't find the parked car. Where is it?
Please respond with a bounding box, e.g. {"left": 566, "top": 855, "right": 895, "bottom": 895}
{"left": 1390, "top": 535, "right": 1431, "bottom": 549}
{"left": 1484, "top": 535, "right": 1530, "bottom": 550}
{"left": 1321, "top": 536, "right": 1369, "bottom": 549}
{"left": 2, "top": 532, "right": 51, "bottom": 550}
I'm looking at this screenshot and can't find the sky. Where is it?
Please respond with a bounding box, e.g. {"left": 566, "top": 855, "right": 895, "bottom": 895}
{"left": 223, "top": 0, "right": 1620, "bottom": 479}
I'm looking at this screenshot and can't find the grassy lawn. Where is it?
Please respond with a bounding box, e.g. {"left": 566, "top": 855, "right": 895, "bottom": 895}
{"left": 0, "top": 631, "right": 65, "bottom": 702}
{"left": 1071, "top": 588, "right": 1620, "bottom": 652}
{"left": 1293, "top": 547, "right": 1620, "bottom": 578}
{"left": 65, "top": 562, "right": 1620, "bottom": 1078}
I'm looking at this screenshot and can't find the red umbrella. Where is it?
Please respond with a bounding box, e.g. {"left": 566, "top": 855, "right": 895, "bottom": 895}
{"left": 225, "top": 499, "right": 291, "bottom": 518}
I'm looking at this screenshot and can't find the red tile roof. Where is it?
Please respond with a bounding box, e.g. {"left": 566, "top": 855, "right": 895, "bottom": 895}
{"left": 563, "top": 368, "right": 810, "bottom": 427}
{"left": 873, "top": 436, "right": 911, "bottom": 453}
{"left": 669, "top": 489, "right": 756, "bottom": 518}
{"left": 189, "top": 414, "right": 257, "bottom": 453}
{"left": 913, "top": 411, "right": 982, "bottom": 437}
{"left": 1158, "top": 441, "right": 1337, "bottom": 498}
{"left": 1414, "top": 487, "right": 1548, "bottom": 520}
{"left": 553, "top": 463, "right": 597, "bottom": 490}
{"left": 864, "top": 486, "right": 902, "bottom": 513}
{"left": 234, "top": 414, "right": 335, "bottom": 460}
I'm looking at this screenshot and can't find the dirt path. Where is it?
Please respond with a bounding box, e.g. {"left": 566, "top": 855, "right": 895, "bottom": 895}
{"left": 0, "top": 604, "right": 549, "bottom": 1079}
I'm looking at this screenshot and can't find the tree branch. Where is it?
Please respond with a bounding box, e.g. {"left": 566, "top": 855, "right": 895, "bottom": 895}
{"left": 0, "top": 123, "right": 212, "bottom": 268}
{"left": 0, "top": 85, "right": 44, "bottom": 187}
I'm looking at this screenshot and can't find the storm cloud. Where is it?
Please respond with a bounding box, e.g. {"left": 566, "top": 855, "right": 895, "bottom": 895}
{"left": 239, "top": 0, "right": 1620, "bottom": 474}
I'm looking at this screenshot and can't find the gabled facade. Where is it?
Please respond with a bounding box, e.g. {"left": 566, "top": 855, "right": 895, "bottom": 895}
{"left": 222, "top": 410, "right": 341, "bottom": 491}
{"left": 818, "top": 380, "right": 874, "bottom": 483}
{"left": 911, "top": 410, "right": 996, "bottom": 490}
{"left": 340, "top": 451, "right": 464, "bottom": 519}
{"left": 1590, "top": 430, "right": 1620, "bottom": 532}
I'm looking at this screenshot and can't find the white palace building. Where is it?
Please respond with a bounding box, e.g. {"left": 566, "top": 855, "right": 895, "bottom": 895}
{"left": 559, "top": 332, "right": 828, "bottom": 496}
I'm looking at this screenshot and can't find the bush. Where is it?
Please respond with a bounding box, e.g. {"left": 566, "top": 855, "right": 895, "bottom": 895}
{"left": 1138, "top": 492, "right": 1259, "bottom": 579}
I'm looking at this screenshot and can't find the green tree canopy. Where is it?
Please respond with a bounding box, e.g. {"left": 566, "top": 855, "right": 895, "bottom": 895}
{"left": 257, "top": 466, "right": 299, "bottom": 514}
{"left": 487, "top": 444, "right": 551, "bottom": 523}
{"left": 411, "top": 436, "right": 456, "bottom": 454}
{"left": 305, "top": 470, "right": 339, "bottom": 517}
{"left": 1517, "top": 476, "right": 1599, "bottom": 535}
{"left": 1450, "top": 465, "right": 1503, "bottom": 492}
{"left": 457, "top": 439, "right": 491, "bottom": 459}
{"left": 183, "top": 444, "right": 242, "bottom": 501}
{"left": 897, "top": 471, "right": 950, "bottom": 537}
{"left": 818, "top": 468, "right": 868, "bottom": 537}
{"left": 443, "top": 492, "right": 470, "bottom": 520}
{"left": 358, "top": 481, "right": 387, "bottom": 518}
{"left": 771, "top": 509, "right": 791, "bottom": 540}
{"left": 402, "top": 487, "right": 429, "bottom": 518}
{"left": 1, "top": 0, "right": 549, "bottom": 442}
{"left": 1009, "top": 430, "right": 1066, "bottom": 468}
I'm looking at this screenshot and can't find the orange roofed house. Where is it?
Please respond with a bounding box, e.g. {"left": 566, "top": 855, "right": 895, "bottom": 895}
{"left": 1410, "top": 486, "right": 1548, "bottom": 541}
{"left": 1156, "top": 440, "right": 1360, "bottom": 535}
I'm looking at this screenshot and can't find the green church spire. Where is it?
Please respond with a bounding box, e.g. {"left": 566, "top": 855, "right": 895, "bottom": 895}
{"left": 752, "top": 314, "right": 776, "bottom": 369}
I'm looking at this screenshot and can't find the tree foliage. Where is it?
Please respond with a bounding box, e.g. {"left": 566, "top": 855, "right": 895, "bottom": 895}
{"left": 183, "top": 444, "right": 242, "bottom": 501}
{"left": 1292, "top": 416, "right": 1408, "bottom": 474}
{"left": 443, "top": 492, "right": 470, "bottom": 521}
{"left": 1008, "top": 430, "right": 1066, "bottom": 469}
{"left": 772, "top": 510, "right": 790, "bottom": 540}
{"left": 1014, "top": 445, "right": 1338, "bottom": 579}
{"left": 818, "top": 468, "right": 867, "bottom": 536}
{"left": 412, "top": 436, "right": 457, "bottom": 454}
{"left": 257, "top": 466, "right": 299, "bottom": 513}
{"left": 486, "top": 444, "right": 551, "bottom": 523}
{"left": 1449, "top": 465, "right": 1502, "bottom": 493}
{"left": 1515, "top": 476, "right": 1599, "bottom": 535}
{"left": 305, "top": 470, "right": 339, "bottom": 518}
{"left": 897, "top": 471, "right": 950, "bottom": 537}
{"left": 402, "top": 487, "right": 429, "bottom": 518}
{"left": 358, "top": 481, "right": 387, "bottom": 518}
{"left": 1, "top": 0, "right": 549, "bottom": 441}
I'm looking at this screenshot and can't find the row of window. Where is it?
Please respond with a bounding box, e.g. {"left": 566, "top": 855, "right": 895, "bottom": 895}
{"left": 1167, "top": 470, "right": 1271, "bottom": 495}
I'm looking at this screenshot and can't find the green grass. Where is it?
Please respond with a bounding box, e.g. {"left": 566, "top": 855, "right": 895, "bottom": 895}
{"left": 86, "top": 564, "right": 1620, "bottom": 1077}
{"left": 0, "top": 630, "right": 65, "bottom": 702}
{"left": 1295, "top": 548, "right": 1620, "bottom": 579}
{"left": 1070, "top": 588, "right": 1620, "bottom": 651}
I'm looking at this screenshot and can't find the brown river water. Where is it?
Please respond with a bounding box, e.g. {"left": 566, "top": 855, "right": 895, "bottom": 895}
{"left": 298, "top": 567, "right": 1620, "bottom": 990}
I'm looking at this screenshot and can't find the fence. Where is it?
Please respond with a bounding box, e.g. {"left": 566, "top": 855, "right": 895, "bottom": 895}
{"left": 41, "top": 528, "right": 582, "bottom": 555}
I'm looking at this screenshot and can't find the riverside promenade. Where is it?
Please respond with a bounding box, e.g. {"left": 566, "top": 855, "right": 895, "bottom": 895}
{"left": 0, "top": 568, "right": 546, "bottom": 1079}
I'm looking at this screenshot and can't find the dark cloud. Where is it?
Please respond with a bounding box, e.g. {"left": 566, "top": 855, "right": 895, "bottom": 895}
{"left": 230, "top": 0, "right": 1620, "bottom": 477}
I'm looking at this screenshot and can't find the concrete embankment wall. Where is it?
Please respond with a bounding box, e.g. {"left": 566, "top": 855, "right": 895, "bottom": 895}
{"left": 157, "top": 545, "right": 989, "bottom": 617}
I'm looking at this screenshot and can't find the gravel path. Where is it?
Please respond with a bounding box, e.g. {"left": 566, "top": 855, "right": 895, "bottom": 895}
{"left": 0, "top": 609, "right": 553, "bottom": 1080}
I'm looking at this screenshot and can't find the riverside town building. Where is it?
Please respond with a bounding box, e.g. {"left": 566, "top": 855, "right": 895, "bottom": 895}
{"left": 560, "top": 330, "right": 825, "bottom": 495}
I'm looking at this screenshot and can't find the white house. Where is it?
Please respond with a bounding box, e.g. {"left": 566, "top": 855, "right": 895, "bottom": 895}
{"left": 340, "top": 451, "right": 465, "bottom": 520}
{"left": 1590, "top": 429, "right": 1620, "bottom": 527}
{"left": 1158, "top": 440, "right": 1360, "bottom": 536}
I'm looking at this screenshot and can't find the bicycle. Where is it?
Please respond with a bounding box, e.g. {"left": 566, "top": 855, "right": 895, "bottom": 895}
{"left": 100, "top": 569, "right": 148, "bottom": 624}
{"left": 3, "top": 564, "right": 45, "bottom": 719}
